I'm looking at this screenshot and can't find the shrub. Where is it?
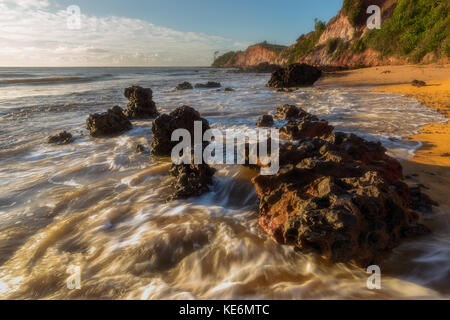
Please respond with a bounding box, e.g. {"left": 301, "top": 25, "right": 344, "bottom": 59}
{"left": 327, "top": 38, "right": 340, "bottom": 54}
{"left": 352, "top": 39, "right": 366, "bottom": 53}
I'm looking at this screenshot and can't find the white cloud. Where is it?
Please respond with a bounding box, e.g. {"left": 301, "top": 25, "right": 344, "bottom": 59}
{"left": 0, "top": 0, "right": 249, "bottom": 66}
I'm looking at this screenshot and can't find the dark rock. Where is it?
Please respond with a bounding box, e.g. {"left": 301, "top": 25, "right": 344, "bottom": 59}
{"left": 151, "top": 106, "right": 210, "bottom": 156}
{"left": 136, "top": 144, "right": 150, "bottom": 154}
{"left": 123, "top": 86, "right": 159, "bottom": 119}
{"left": 267, "top": 63, "right": 322, "bottom": 88}
{"left": 280, "top": 119, "right": 334, "bottom": 140}
{"left": 86, "top": 106, "right": 132, "bottom": 137}
{"left": 412, "top": 80, "right": 426, "bottom": 87}
{"left": 168, "top": 164, "right": 216, "bottom": 201}
{"left": 275, "top": 104, "right": 317, "bottom": 121}
{"left": 48, "top": 131, "right": 73, "bottom": 145}
{"left": 257, "top": 115, "right": 274, "bottom": 128}
{"left": 176, "top": 82, "right": 194, "bottom": 90}
{"left": 224, "top": 87, "right": 234, "bottom": 92}
{"left": 194, "top": 82, "right": 221, "bottom": 89}
{"left": 251, "top": 108, "right": 431, "bottom": 267}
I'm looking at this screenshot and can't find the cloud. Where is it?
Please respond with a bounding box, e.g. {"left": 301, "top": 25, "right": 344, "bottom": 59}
{"left": 0, "top": 0, "right": 249, "bottom": 66}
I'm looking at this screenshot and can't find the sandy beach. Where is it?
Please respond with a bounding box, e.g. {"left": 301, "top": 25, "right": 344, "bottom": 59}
{"left": 320, "top": 64, "right": 450, "bottom": 207}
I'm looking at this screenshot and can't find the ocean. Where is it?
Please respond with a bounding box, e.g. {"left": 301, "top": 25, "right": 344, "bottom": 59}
{"left": 0, "top": 67, "right": 448, "bottom": 299}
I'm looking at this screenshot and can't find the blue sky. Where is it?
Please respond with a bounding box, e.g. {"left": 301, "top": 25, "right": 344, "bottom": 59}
{"left": 0, "top": 0, "right": 344, "bottom": 66}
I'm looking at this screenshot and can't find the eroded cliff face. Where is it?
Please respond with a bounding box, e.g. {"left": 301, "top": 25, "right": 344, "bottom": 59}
{"left": 222, "top": 45, "right": 283, "bottom": 67}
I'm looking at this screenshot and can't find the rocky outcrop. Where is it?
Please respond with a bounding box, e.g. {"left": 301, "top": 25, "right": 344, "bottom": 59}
{"left": 252, "top": 108, "right": 430, "bottom": 267}
{"left": 86, "top": 106, "right": 132, "bottom": 137}
{"left": 412, "top": 80, "right": 427, "bottom": 87}
{"left": 123, "top": 86, "right": 159, "bottom": 119}
{"left": 151, "top": 106, "right": 210, "bottom": 156}
{"left": 256, "top": 115, "right": 274, "bottom": 128}
{"left": 48, "top": 131, "right": 73, "bottom": 145}
{"left": 176, "top": 82, "right": 193, "bottom": 90}
{"left": 280, "top": 119, "right": 334, "bottom": 140}
{"left": 194, "top": 82, "right": 221, "bottom": 89}
{"left": 267, "top": 64, "right": 322, "bottom": 88}
{"left": 168, "top": 164, "right": 216, "bottom": 201}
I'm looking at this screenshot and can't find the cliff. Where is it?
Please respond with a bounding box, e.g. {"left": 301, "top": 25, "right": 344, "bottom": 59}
{"left": 213, "top": 0, "right": 450, "bottom": 68}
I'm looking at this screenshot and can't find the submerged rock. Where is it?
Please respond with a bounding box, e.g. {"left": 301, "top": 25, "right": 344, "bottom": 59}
{"left": 168, "top": 164, "right": 216, "bottom": 201}
{"left": 252, "top": 109, "right": 431, "bottom": 267}
{"left": 86, "top": 106, "right": 132, "bottom": 137}
{"left": 151, "top": 106, "right": 210, "bottom": 156}
{"left": 267, "top": 63, "right": 322, "bottom": 88}
{"left": 256, "top": 115, "right": 274, "bottom": 127}
{"left": 176, "top": 82, "right": 194, "bottom": 90}
{"left": 412, "top": 80, "right": 426, "bottom": 87}
{"left": 194, "top": 82, "right": 221, "bottom": 89}
{"left": 123, "top": 86, "right": 159, "bottom": 119}
{"left": 48, "top": 131, "right": 73, "bottom": 145}
{"left": 224, "top": 87, "right": 235, "bottom": 92}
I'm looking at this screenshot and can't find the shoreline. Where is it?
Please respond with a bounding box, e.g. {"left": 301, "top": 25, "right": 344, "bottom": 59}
{"left": 318, "top": 64, "right": 450, "bottom": 207}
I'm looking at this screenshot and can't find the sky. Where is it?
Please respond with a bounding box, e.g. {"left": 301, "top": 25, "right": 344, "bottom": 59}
{"left": 0, "top": 0, "right": 343, "bottom": 67}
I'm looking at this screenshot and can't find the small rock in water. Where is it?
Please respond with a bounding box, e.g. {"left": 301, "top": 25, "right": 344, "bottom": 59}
{"left": 224, "top": 87, "right": 234, "bottom": 92}
{"left": 123, "top": 85, "right": 159, "bottom": 119}
{"left": 48, "top": 131, "right": 73, "bottom": 145}
{"left": 194, "top": 82, "right": 221, "bottom": 89}
{"left": 176, "top": 82, "right": 193, "bottom": 90}
{"left": 256, "top": 115, "right": 274, "bottom": 127}
{"left": 86, "top": 106, "right": 132, "bottom": 137}
{"left": 411, "top": 80, "right": 427, "bottom": 87}
{"left": 168, "top": 164, "right": 216, "bottom": 201}
{"left": 136, "top": 144, "right": 150, "bottom": 154}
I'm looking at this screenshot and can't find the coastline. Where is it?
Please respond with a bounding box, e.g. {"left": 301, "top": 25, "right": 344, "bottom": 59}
{"left": 318, "top": 64, "right": 450, "bottom": 207}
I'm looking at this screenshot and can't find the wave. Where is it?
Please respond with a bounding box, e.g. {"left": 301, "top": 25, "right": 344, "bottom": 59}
{"left": 0, "top": 74, "right": 113, "bottom": 86}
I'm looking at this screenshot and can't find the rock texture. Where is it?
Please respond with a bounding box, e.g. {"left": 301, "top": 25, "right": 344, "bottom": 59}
{"left": 252, "top": 109, "right": 430, "bottom": 266}
{"left": 48, "top": 131, "right": 73, "bottom": 145}
{"left": 412, "top": 80, "right": 427, "bottom": 87}
{"left": 257, "top": 115, "right": 274, "bottom": 128}
{"left": 86, "top": 106, "right": 132, "bottom": 137}
{"left": 194, "top": 82, "right": 221, "bottom": 89}
{"left": 123, "top": 86, "right": 159, "bottom": 119}
{"left": 267, "top": 64, "right": 322, "bottom": 88}
{"left": 168, "top": 164, "right": 216, "bottom": 201}
{"left": 151, "top": 106, "right": 210, "bottom": 156}
{"left": 176, "top": 82, "right": 194, "bottom": 90}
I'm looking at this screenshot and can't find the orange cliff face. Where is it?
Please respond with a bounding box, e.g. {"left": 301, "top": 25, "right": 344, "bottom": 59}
{"left": 222, "top": 45, "right": 283, "bottom": 67}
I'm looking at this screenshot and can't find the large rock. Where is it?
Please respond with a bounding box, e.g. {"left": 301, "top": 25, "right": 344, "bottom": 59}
{"left": 86, "top": 106, "right": 132, "bottom": 137}
{"left": 251, "top": 109, "right": 431, "bottom": 267}
{"left": 123, "top": 86, "right": 159, "bottom": 119}
{"left": 168, "top": 164, "right": 216, "bottom": 201}
{"left": 267, "top": 63, "right": 322, "bottom": 88}
{"left": 280, "top": 119, "right": 334, "bottom": 140}
{"left": 151, "top": 106, "right": 210, "bottom": 156}
{"left": 256, "top": 115, "right": 274, "bottom": 127}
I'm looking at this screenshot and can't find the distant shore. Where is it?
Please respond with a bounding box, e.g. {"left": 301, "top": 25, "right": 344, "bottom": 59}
{"left": 318, "top": 64, "right": 450, "bottom": 206}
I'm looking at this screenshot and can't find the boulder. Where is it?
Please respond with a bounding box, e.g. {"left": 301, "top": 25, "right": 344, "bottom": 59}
{"left": 256, "top": 115, "right": 274, "bottom": 128}
{"left": 86, "top": 106, "right": 132, "bottom": 137}
{"left": 267, "top": 63, "right": 322, "bottom": 88}
{"left": 48, "top": 131, "right": 73, "bottom": 145}
{"left": 168, "top": 164, "right": 216, "bottom": 201}
{"left": 275, "top": 104, "right": 317, "bottom": 121}
{"left": 251, "top": 109, "right": 431, "bottom": 267}
{"left": 280, "top": 119, "right": 334, "bottom": 140}
{"left": 194, "top": 82, "right": 221, "bottom": 89}
{"left": 176, "top": 82, "right": 194, "bottom": 90}
{"left": 123, "top": 86, "right": 159, "bottom": 119}
{"left": 151, "top": 106, "right": 210, "bottom": 156}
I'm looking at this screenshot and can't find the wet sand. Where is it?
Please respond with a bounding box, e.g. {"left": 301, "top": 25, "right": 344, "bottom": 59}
{"left": 320, "top": 64, "right": 450, "bottom": 207}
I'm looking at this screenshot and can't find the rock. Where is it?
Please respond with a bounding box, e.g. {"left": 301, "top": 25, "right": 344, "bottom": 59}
{"left": 48, "top": 131, "right": 73, "bottom": 145}
{"left": 224, "top": 87, "right": 234, "bottom": 92}
{"left": 168, "top": 163, "right": 216, "bottom": 201}
{"left": 176, "top": 82, "right": 193, "bottom": 90}
{"left": 136, "top": 144, "right": 150, "bottom": 154}
{"left": 412, "top": 80, "right": 426, "bottom": 87}
{"left": 267, "top": 63, "right": 322, "bottom": 88}
{"left": 251, "top": 109, "right": 431, "bottom": 267}
{"left": 123, "top": 86, "right": 159, "bottom": 119}
{"left": 86, "top": 106, "right": 132, "bottom": 137}
{"left": 194, "top": 82, "right": 221, "bottom": 89}
{"left": 280, "top": 119, "right": 334, "bottom": 140}
{"left": 275, "top": 104, "right": 317, "bottom": 121}
{"left": 257, "top": 115, "right": 274, "bottom": 128}
{"left": 151, "top": 106, "right": 210, "bottom": 156}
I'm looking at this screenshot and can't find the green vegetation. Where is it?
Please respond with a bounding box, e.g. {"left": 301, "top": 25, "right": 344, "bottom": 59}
{"left": 363, "top": 0, "right": 450, "bottom": 62}
{"left": 342, "top": 0, "right": 363, "bottom": 26}
{"left": 283, "top": 19, "right": 327, "bottom": 64}
{"left": 446, "top": 42, "right": 450, "bottom": 57}
{"left": 327, "top": 38, "right": 340, "bottom": 54}
{"left": 351, "top": 39, "right": 366, "bottom": 53}
{"left": 254, "top": 41, "right": 287, "bottom": 53}
{"left": 212, "top": 51, "right": 238, "bottom": 67}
